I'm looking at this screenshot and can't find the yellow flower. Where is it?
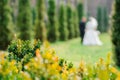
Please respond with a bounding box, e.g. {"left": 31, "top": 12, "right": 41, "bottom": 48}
{"left": 53, "top": 56, "right": 59, "bottom": 62}
{"left": 0, "top": 53, "right": 5, "bottom": 60}
{"left": 69, "top": 68, "right": 76, "bottom": 73}
{"left": 106, "top": 52, "right": 112, "bottom": 66}
{"left": 99, "top": 58, "right": 104, "bottom": 65}
{"left": 43, "top": 52, "right": 53, "bottom": 60}
{"left": 62, "top": 73, "right": 67, "bottom": 80}
{"left": 20, "top": 72, "right": 32, "bottom": 80}
{"left": 43, "top": 40, "right": 50, "bottom": 48}
{"left": 10, "top": 60, "right": 16, "bottom": 65}
{"left": 57, "top": 66, "right": 62, "bottom": 72}
{"left": 116, "top": 72, "right": 120, "bottom": 80}
{"left": 15, "top": 69, "right": 18, "bottom": 73}
{"left": 79, "top": 60, "right": 86, "bottom": 72}
{"left": 116, "top": 77, "right": 120, "bottom": 80}
{"left": 79, "top": 61, "right": 84, "bottom": 67}
{"left": 35, "top": 49, "right": 41, "bottom": 58}
{"left": 51, "top": 63, "right": 58, "bottom": 69}
{"left": 50, "top": 48, "right": 55, "bottom": 54}
{"left": 1, "top": 60, "right": 4, "bottom": 65}
{"left": 110, "top": 67, "right": 118, "bottom": 74}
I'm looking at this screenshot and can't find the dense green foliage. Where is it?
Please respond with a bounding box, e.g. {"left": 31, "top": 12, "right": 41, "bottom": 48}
{"left": 47, "top": 0, "right": 59, "bottom": 42}
{"left": 17, "top": 0, "right": 33, "bottom": 40}
{"left": 77, "top": 2, "right": 83, "bottom": 21}
{"left": 67, "top": 3, "right": 75, "bottom": 39}
{"left": 59, "top": 2, "right": 68, "bottom": 41}
{"left": 112, "top": 0, "right": 120, "bottom": 67}
{"left": 35, "top": 0, "right": 47, "bottom": 41}
{"left": 97, "top": 6, "right": 109, "bottom": 32}
{"left": 73, "top": 9, "right": 80, "bottom": 38}
{"left": 0, "top": 0, "right": 13, "bottom": 50}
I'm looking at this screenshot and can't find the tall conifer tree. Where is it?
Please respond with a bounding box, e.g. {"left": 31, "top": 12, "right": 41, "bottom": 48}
{"left": 103, "top": 7, "right": 108, "bottom": 32}
{"left": 59, "top": 1, "right": 68, "bottom": 41}
{"left": 35, "top": 0, "right": 46, "bottom": 41}
{"left": 97, "top": 6, "right": 109, "bottom": 32}
{"left": 47, "top": 0, "right": 59, "bottom": 42}
{"left": 97, "top": 6, "right": 103, "bottom": 32}
{"left": 0, "top": 0, "right": 13, "bottom": 50}
{"left": 112, "top": 0, "right": 120, "bottom": 66}
{"left": 17, "top": 0, "right": 32, "bottom": 40}
{"left": 67, "top": 1, "right": 74, "bottom": 39}
{"left": 73, "top": 9, "right": 80, "bottom": 38}
{"left": 77, "top": 1, "right": 83, "bottom": 21}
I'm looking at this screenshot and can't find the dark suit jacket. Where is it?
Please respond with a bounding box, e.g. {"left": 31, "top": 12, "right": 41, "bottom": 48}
{"left": 79, "top": 22, "right": 86, "bottom": 38}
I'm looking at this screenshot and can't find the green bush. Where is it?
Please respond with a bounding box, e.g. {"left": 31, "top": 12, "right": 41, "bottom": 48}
{"left": 35, "top": 0, "right": 47, "bottom": 41}
{"left": 59, "top": 2, "right": 68, "bottom": 41}
{"left": 17, "top": 0, "right": 33, "bottom": 40}
{"left": 47, "top": 0, "right": 59, "bottom": 42}
{"left": 7, "top": 39, "right": 41, "bottom": 70}
{"left": 112, "top": 0, "right": 120, "bottom": 67}
{"left": 0, "top": 0, "right": 13, "bottom": 50}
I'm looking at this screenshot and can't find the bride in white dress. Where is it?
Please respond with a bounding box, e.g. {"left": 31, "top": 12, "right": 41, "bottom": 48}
{"left": 83, "top": 17, "right": 102, "bottom": 46}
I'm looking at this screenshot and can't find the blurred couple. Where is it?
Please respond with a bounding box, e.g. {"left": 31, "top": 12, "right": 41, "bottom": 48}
{"left": 79, "top": 17, "right": 102, "bottom": 46}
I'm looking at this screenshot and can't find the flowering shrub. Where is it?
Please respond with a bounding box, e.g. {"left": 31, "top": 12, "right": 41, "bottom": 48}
{"left": 0, "top": 53, "right": 31, "bottom": 80}
{"left": 0, "top": 41, "right": 120, "bottom": 80}
{"left": 7, "top": 39, "right": 41, "bottom": 70}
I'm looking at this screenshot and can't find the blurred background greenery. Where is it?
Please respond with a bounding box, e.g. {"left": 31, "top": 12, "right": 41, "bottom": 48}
{"left": 1, "top": 0, "right": 118, "bottom": 66}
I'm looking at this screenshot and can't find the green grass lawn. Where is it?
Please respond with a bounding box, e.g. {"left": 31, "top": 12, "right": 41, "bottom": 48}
{"left": 51, "top": 33, "right": 112, "bottom": 66}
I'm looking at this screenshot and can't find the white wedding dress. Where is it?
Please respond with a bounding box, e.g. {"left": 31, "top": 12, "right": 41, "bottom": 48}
{"left": 83, "top": 17, "right": 102, "bottom": 46}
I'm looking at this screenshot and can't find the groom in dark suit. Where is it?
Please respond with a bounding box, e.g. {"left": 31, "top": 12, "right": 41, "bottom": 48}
{"left": 79, "top": 17, "right": 87, "bottom": 43}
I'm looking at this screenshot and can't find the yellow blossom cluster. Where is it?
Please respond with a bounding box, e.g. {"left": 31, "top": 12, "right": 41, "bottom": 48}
{"left": 0, "top": 42, "right": 120, "bottom": 80}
